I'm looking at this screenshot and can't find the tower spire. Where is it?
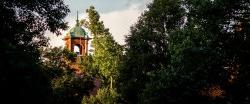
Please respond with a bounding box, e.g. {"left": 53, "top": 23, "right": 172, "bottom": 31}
{"left": 77, "top": 11, "right": 79, "bottom": 21}
{"left": 76, "top": 11, "right": 79, "bottom": 26}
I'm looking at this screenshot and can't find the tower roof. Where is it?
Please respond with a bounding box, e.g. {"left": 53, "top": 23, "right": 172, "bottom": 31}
{"left": 67, "top": 11, "right": 88, "bottom": 38}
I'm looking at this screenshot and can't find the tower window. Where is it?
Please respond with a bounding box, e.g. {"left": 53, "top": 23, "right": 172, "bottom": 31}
{"left": 73, "top": 45, "right": 80, "bottom": 55}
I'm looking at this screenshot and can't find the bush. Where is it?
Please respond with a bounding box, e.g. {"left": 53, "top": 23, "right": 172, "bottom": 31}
{"left": 82, "top": 88, "right": 119, "bottom": 104}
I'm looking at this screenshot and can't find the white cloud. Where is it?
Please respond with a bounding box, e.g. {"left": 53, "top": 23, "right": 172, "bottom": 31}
{"left": 47, "top": 1, "right": 152, "bottom": 47}
{"left": 100, "top": 3, "right": 144, "bottom": 45}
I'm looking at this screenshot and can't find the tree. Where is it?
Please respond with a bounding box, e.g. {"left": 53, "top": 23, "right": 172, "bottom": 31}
{"left": 41, "top": 47, "right": 77, "bottom": 79}
{"left": 85, "top": 6, "right": 123, "bottom": 89}
{"left": 41, "top": 47, "right": 94, "bottom": 104}
{"left": 140, "top": 0, "right": 250, "bottom": 103}
{"left": 0, "top": 0, "right": 69, "bottom": 103}
{"left": 119, "top": 0, "right": 250, "bottom": 103}
{"left": 118, "top": 0, "right": 185, "bottom": 103}
{"left": 171, "top": 0, "right": 250, "bottom": 103}
{"left": 79, "top": 6, "right": 123, "bottom": 104}
{"left": 82, "top": 87, "right": 119, "bottom": 104}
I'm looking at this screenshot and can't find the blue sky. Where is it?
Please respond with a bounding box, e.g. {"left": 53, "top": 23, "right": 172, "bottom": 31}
{"left": 48, "top": 0, "right": 152, "bottom": 47}
{"left": 65, "top": 0, "right": 149, "bottom": 13}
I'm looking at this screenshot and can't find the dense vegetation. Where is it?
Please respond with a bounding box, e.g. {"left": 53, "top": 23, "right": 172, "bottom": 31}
{"left": 118, "top": 0, "right": 250, "bottom": 104}
{"left": 81, "top": 6, "right": 123, "bottom": 104}
{"left": 1, "top": 0, "right": 250, "bottom": 104}
{"left": 0, "top": 0, "right": 69, "bottom": 103}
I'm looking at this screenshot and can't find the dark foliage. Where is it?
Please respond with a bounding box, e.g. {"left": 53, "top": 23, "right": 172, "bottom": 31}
{"left": 118, "top": 0, "right": 250, "bottom": 104}
{"left": 0, "top": 0, "right": 69, "bottom": 103}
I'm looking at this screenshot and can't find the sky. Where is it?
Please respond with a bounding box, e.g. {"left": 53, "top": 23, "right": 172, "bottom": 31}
{"left": 48, "top": 0, "right": 153, "bottom": 47}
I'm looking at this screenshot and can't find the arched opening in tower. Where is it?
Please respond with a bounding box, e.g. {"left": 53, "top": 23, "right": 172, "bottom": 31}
{"left": 73, "top": 45, "right": 80, "bottom": 55}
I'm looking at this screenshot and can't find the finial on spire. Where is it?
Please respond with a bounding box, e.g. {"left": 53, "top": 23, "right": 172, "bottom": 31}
{"left": 76, "top": 11, "right": 79, "bottom": 26}
{"left": 77, "top": 11, "right": 79, "bottom": 21}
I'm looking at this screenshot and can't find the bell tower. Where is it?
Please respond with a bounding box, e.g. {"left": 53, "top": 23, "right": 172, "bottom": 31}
{"left": 63, "top": 11, "right": 91, "bottom": 56}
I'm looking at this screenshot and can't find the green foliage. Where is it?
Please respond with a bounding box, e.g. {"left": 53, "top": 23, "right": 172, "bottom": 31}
{"left": 0, "top": 49, "right": 53, "bottom": 104}
{"left": 179, "top": 0, "right": 250, "bottom": 103}
{"left": 51, "top": 72, "right": 94, "bottom": 104}
{"left": 119, "top": 0, "right": 250, "bottom": 104}
{"left": 2, "top": 0, "right": 250, "bottom": 103}
{"left": 0, "top": 0, "right": 69, "bottom": 103}
{"left": 79, "top": 6, "right": 123, "bottom": 104}
{"left": 118, "top": 0, "right": 185, "bottom": 103}
{"left": 41, "top": 47, "right": 77, "bottom": 78}
{"left": 141, "top": 29, "right": 227, "bottom": 104}
{"left": 41, "top": 47, "right": 94, "bottom": 104}
{"left": 86, "top": 6, "right": 123, "bottom": 87}
{"left": 82, "top": 88, "right": 119, "bottom": 104}
{"left": 79, "top": 55, "right": 99, "bottom": 77}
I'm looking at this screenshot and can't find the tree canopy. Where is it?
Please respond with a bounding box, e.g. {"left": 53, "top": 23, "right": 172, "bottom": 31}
{"left": 0, "top": 0, "right": 69, "bottom": 103}
{"left": 85, "top": 6, "right": 123, "bottom": 87}
{"left": 118, "top": 0, "right": 250, "bottom": 103}
{"left": 81, "top": 6, "right": 123, "bottom": 104}
{"left": 1, "top": 0, "right": 250, "bottom": 104}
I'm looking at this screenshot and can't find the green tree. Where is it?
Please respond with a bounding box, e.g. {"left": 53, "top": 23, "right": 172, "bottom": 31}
{"left": 0, "top": 0, "right": 69, "bottom": 103}
{"left": 118, "top": 0, "right": 250, "bottom": 103}
{"left": 140, "top": 0, "right": 250, "bottom": 103}
{"left": 167, "top": 0, "right": 250, "bottom": 103}
{"left": 41, "top": 47, "right": 77, "bottom": 79}
{"left": 51, "top": 72, "right": 94, "bottom": 104}
{"left": 79, "top": 6, "right": 123, "bottom": 104}
{"left": 82, "top": 88, "right": 119, "bottom": 104}
{"left": 118, "top": 0, "right": 185, "bottom": 103}
{"left": 41, "top": 47, "right": 94, "bottom": 104}
{"left": 85, "top": 6, "right": 123, "bottom": 89}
